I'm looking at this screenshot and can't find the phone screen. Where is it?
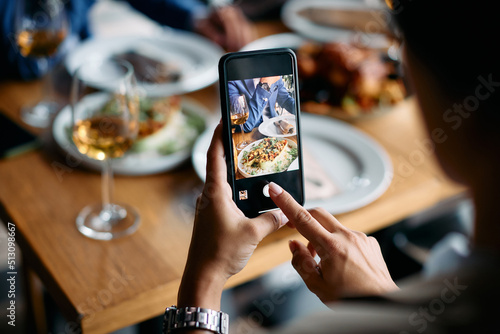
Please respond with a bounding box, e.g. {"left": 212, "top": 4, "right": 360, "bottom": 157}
{"left": 220, "top": 49, "right": 304, "bottom": 217}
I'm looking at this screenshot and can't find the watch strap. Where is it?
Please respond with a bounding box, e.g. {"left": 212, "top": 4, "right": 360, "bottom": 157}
{"left": 163, "top": 306, "right": 229, "bottom": 334}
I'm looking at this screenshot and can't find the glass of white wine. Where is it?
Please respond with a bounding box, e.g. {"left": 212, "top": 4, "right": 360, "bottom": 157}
{"left": 71, "top": 59, "right": 140, "bottom": 240}
{"left": 15, "top": 0, "right": 68, "bottom": 128}
{"left": 230, "top": 94, "right": 250, "bottom": 150}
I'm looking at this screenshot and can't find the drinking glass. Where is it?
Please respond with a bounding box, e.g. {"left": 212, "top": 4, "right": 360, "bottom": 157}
{"left": 71, "top": 59, "right": 140, "bottom": 240}
{"left": 15, "top": 0, "right": 68, "bottom": 127}
{"left": 230, "top": 94, "right": 250, "bottom": 150}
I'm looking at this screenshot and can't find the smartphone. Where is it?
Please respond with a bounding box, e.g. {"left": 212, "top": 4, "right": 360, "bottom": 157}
{"left": 0, "top": 112, "right": 40, "bottom": 159}
{"left": 219, "top": 49, "right": 305, "bottom": 217}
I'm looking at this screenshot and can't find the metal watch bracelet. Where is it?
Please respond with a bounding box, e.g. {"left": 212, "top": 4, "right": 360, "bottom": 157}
{"left": 163, "top": 306, "right": 229, "bottom": 334}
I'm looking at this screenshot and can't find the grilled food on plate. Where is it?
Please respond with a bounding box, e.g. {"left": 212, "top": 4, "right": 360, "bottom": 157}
{"left": 297, "top": 41, "right": 406, "bottom": 117}
{"left": 98, "top": 95, "right": 204, "bottom": 155}
{"left": 239, "top": 137, "right": 299, "bottom": 177}
{"left": 243, "top": 138, "right": 287, "bottom": 169}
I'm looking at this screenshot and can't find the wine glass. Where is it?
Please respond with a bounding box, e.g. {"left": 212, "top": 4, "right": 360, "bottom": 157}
{"left": 275, "top": 102, "right": 283, "bottom": 116}
{"left": 230, "top": 94, "right": 250, "bottom": 150}
{"left": 71, "top": 59, "right": 140, "bottom": 240}
{"left": 15, "top": 0, "right": 68, "bottom": 128}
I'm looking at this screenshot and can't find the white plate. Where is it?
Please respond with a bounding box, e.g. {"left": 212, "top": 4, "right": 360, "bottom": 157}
{"left": 192, "top": 113, "right": 392, "bottom": 214}
{"left": 241, "top": 33, "right": 305, "bottom": 51}
{"left": 65, "top": 30, "right": 223, "bottom": 96}
{"left": 237, "top": 138, "right": 298, "bottom": 178}
{"left": 258, "top": 115, "right": 297, "bottom": 137}
{"left": 53, "top": 97, "right": 214, "bottom": 175}
{"left": 281, "top": 0, "right": 389, "bottom": 49}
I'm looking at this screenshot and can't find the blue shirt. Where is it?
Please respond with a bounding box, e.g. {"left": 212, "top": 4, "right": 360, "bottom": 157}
{"left": 228, "top": 78, "right": 296, "bottom": 132}
{"left": 0, "top": 0, "right": 206, "bottom": 80}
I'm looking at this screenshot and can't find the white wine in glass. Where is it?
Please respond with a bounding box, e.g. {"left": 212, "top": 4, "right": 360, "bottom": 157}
{"left": 72, "top": 59, "right": 140, "bottom": 240}
{"left": 73, "top": 115, "right": 135, "bottom": 160}
{"left": 230, "top": 94, "right": 250, "bottom": 150}
{"left": 15, "top": 0, "right": 68, "bottom": 127}
{"left": 230, "top": 111, "right": 249, "bottom": 125}
{"left": 17, "top": 29, "right": 66, "bottom": 58}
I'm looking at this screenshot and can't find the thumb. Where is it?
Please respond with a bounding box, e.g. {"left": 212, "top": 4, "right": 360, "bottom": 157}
{"left": 246, "top": 210, "right": 288, "bottom": 242}
{"left": 289, "top": 240, "right": 323, "bottom": 294}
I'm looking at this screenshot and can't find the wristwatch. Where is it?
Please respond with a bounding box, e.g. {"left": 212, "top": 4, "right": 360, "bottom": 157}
{"left": 163, "top": 306, "right": 229, "bottom": 334}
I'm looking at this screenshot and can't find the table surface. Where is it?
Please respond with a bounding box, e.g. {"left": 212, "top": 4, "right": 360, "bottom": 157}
{"left": 0, "top": 22, "right": 466, "bottom": 333}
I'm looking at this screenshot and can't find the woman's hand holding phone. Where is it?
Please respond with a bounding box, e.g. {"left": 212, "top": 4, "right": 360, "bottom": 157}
{"left": 269, "top": 183, "right": 399, "bottom": 304}
{"left": 178, "top": 123, "right": 288, "bottom": 310}
{"left": 181, "top": 45, "right": 395, "bottom": 313}
{"left": 179, "top": 124, "right": 397, "bottom": 313}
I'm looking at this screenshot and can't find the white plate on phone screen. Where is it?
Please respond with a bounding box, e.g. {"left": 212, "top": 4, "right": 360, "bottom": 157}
{"left": 192, "top": 113, "right": 392, "bottom": 214}
{"left": 258, "top": 115, "right": 297, "bottom": 138}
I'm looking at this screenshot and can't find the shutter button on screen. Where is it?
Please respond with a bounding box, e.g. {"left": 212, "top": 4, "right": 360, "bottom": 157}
{"left": 263, "top": 184, "right": 270, "bottom": 197}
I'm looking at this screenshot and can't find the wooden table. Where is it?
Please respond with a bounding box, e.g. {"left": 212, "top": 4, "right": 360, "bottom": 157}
{"left": 0, "top": 23, "right": 466, "bottom": 334}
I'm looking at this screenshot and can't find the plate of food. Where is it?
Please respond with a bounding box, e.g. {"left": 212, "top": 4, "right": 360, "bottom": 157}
{"left": 237, "top": 137, "right": 299, "bottom": 178}
{"left": 242, "top": 33, "right": 407, "bottom": 120}
{"left": 258, "top": 115, "right": 297, "bottom": 137}
{"left": 281, "top": 0, "right": 390, "bottom": 48}
{"left": 53, "top": 96, "right": 213, "bottom": 175}
{"left": 192, "top": 112, "right": 392, "bottom": 214}
{"left": 65, "top": 30, "right": 223, "bottom": 96}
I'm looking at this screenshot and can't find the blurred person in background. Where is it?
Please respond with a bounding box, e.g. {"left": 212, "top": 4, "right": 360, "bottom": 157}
{"left": 0, "top": 0, "right": 254, "bottom": 80}
{"left": 173, "top": 0, "right": 500, "bottom": 332}
{"left": 229, "top": 76, "right": 296, "bottom": 132}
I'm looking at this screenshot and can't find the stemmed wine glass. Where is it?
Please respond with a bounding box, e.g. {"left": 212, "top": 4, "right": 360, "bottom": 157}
{"left": 230, "top": 94, "right": 250, "bottom": 150}
{"left": 15, "top": 0, "right": 68, "bottom": 127}
{"left": 71, "top": 59, "right": 140, "bottom": 240}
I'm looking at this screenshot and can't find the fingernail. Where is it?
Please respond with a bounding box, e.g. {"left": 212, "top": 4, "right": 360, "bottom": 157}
{"left": 288, "top": 240, "right": 297, "bottom": 254}
{"left": 280, "top": 212, "right": 289, "bottom": 225}
{"left": 268, "top": 182, "right": 282, "bottom": 196}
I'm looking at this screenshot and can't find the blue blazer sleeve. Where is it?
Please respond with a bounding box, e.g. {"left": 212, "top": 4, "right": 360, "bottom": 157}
{"left": 270, "top": 78, "right": 296, "bottom": 117}
{"left": 126, "top": 0, "right": 206, "bottom": 31}
{"left": 228, "top": 80, "right": 271, "bottom": 133}
{"left": 244, "top": 84, "right": 271, "bottom": 132}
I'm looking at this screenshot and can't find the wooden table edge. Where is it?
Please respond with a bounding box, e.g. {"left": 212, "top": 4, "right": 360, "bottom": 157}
{"left": 0, "top": 200, "right": 83, "bottom": 331}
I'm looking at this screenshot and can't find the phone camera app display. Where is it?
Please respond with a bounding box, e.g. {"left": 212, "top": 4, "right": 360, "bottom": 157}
{"left": 229, "top": 74, "right": 299, "bottom": 181}
{"left": 239, "top": 190, "right": 248, "bottom": 200}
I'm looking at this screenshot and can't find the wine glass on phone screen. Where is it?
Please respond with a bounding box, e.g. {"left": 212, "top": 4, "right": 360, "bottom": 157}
{"left": 230, "top": 94, "right": 250, "bottom": 150}
{"left": 71, "top": 59, "right": 140, "bottom": 240}
{"left": 15, "top": 0, "right": 68, "bottom": 127}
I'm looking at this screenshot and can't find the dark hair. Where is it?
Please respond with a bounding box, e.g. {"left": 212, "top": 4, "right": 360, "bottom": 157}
{"left": 388, "top": 0, "right": 500, "bottom": 138}
{"left": 390, "top": 0, "right": 498, "bottom": 99}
